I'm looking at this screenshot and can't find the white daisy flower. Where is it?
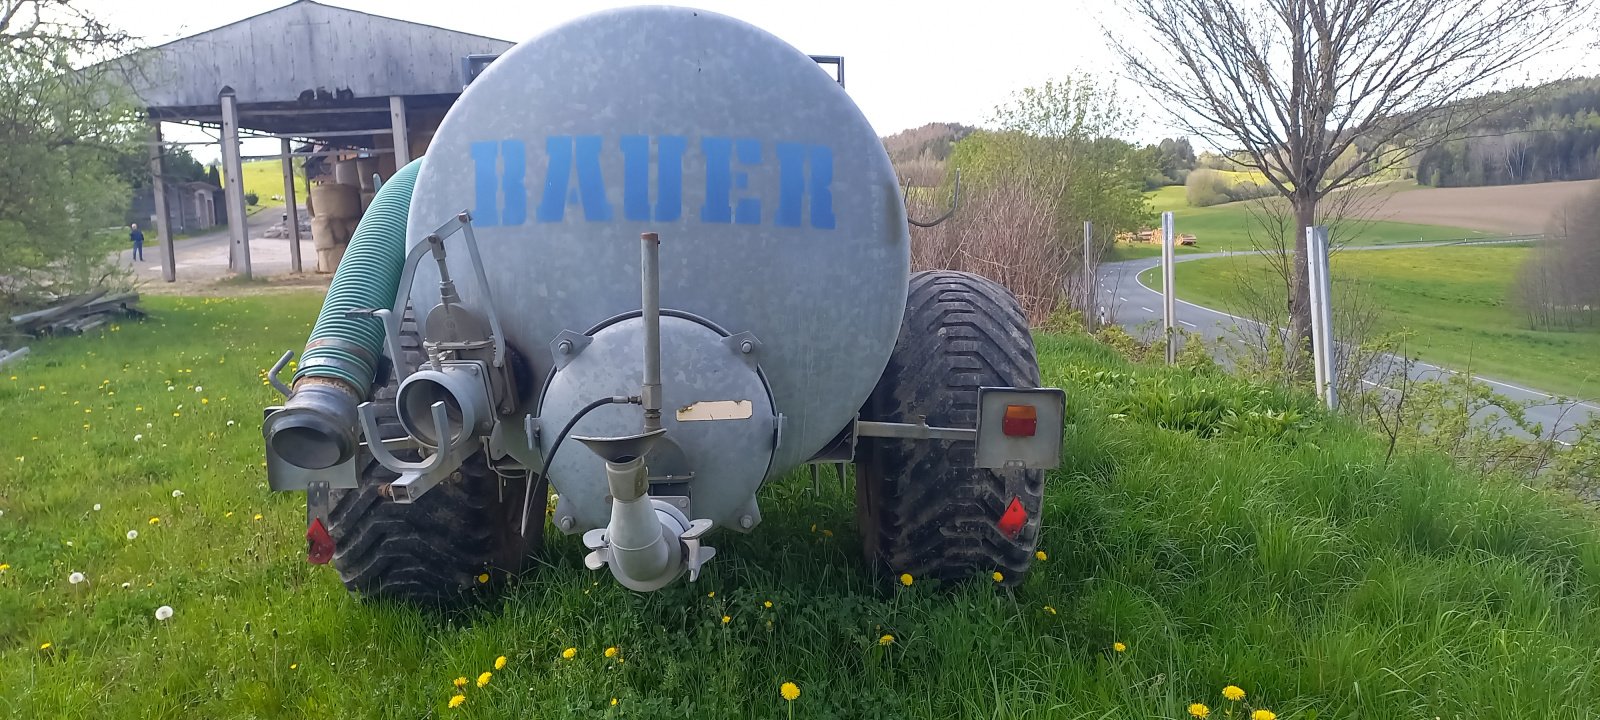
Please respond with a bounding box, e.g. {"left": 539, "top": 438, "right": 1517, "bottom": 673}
{"left": 154, "top": 605, "right": 174, "bottom": 621}
{"left": 69, "top": 571, "right": 86, "bottom": 585}
{"left": 171, "top": 489, "right": 184, "bottom": 498}
{"left": 120, "top": 582, "right": 131, "bottom": 589}
{"left": 167, "top": 386, "right": 175, "bottom": 392}
{"left": 134, "top": 434, "right": 143, "bottom": 442}
{"left": 92, "top": 503, "right": 102, "bottom": 511}
{"left": 126, "top": 530, "right": 138, "bottom": 540}
{"left": 194, "top": 386, "right": 203, "bottom": 393}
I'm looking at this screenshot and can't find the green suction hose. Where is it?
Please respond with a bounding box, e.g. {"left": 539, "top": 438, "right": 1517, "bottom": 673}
{"left": 295, "top": 159, "right": 422, "bottom": 389}
{"left": 264, "top": 158, "right": 422, "bottom": 470}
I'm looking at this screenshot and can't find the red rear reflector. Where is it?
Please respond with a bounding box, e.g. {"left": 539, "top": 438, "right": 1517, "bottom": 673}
{"left": 1002, "top": 404, "right": 1037, "bottom": 437}
{"left": 997, "top": 497, "right": 1027, "bottom": 540}
{"left": 307, "top": 518, "right": 334, "bottom": 565}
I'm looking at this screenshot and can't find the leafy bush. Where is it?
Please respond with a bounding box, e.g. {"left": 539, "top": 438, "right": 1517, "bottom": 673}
{"left": 1184, "top": 168, "right": 1277, "bottom": 207}
{"left": 244, "top": 191, "right": 259, "bottom": 206}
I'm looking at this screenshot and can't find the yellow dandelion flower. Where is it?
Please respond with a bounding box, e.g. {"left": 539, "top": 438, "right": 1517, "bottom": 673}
{"left": 253, "top": 513, "right": 263, "bottom": 521}
{"left": 0, "top": 564, "right": 10, "bottom": 572}
{"left": 1251, "top": 711, "right": 1275, "bottom": 720}
{"left": 453, "top": 676, "right": 467, "bottom": 688}
{"left": 562, "top": 647, "right": 577, "bottom": 659}
{"left": 721, "top": 615, "right": 731, "bottom": 624}
{"left": 1188, "top": 703, "right": 1210, "bottom": 719}
{"left": 878, "top": 634, "right": 894, "bottom": 646}
{"left": 899, "top": 573, "right": 913, "bottom": 587}
{"left": 780, "top": 682, "right": 800, "bottom": 701}
{"left": 476, "top": 671, "right": 491, "bottom": 688}
{"left": 611, "top": 698, "right": 618, "bottom": 706}
{"left": 448, "top": 694, "right": 466, "bottom": 709}
{"left": 1035, "top": 550, "right": 1047, "bottom": 561}
{"left": 477, "top": 573, "right": 489, "bottom": 584}
{"left": 1223, "top": 685, "right": 1245, "bottom": 702}
{"left": 290, "top": 663, "right": 298, "bottom": 670}
{"left": 39, "top": 642, "right": 51, "bottom": 650}
{"left": 992, "top": 571, "right": 1004, "bottom": 582}
{"left": 495, "top": 655, "right": 507, "bottom": 670}
{"left": 148, "top": 517, "right": 160, "bottom": 525}
{"left": 1043, "top": 605, "right": 1057, "bottom": 615}
{"left": 1113, "top": 641, "right": 1127, "bottom": 653}
{"left": 604, "top": 646, "right": 618, "bottom": 658}
{"left": 707, "top": 591, "right": 715, "bottom": 598}
{"left": 764, "top": 600, "right": 773, "bottom": 608}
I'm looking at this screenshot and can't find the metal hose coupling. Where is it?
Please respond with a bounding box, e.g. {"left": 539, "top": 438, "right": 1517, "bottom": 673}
{"left": 263, "top": 377, "right": 363, "bottom": 470}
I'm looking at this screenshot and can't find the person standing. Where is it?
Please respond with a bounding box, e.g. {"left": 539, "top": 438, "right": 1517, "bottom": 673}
{"left": 129, "top": 223, "right": 145, "bottom": 262}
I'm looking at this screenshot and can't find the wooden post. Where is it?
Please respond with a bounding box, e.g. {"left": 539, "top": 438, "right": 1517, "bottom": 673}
{"left": 281, "top": 138, "right": 302, "bottom": 273}
{"left": 389, "top": 95, "right": 410, "bottom": 167}
{"left": 147, "top": 121, "right": 176, "bottom": 282}
{"left": 219, "top": 89, "right": 252, "bottom": 278}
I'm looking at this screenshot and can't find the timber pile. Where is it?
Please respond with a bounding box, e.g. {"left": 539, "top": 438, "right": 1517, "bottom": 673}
{"left": 0, "top": 347, "right": 27, "bottom": 369}
{"left": 8, "top": 291, "right": 145, "bottom": 337}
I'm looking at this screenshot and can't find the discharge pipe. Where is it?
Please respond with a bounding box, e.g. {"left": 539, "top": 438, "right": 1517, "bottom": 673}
{"left": 263, "top": 159, "right": 422, "bottom": 469}
{"left": 575, "top": 232, "right": 699, "bottom": 590}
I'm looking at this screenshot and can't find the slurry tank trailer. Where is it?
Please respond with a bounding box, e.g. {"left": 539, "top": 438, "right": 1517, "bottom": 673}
{"left": 261, "top": 6, "right": 1063, "bottom": 603}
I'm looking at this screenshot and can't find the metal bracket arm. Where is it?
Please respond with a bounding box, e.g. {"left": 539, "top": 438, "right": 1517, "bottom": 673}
{"left": 357, "top": 399, "right": 471, "bottom": 503}
{"left": 855, "top": 417, "right": 976, "bottom": 442}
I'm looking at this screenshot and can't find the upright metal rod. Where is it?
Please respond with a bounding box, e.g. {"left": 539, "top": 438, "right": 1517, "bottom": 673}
{"left": 1161, "top": 211, "right": 1177, "bottom": 365}
{"left": 1307, "top": 226, "right": 1338, "bottom": 409}
{"left": 641, "top": 232, "right": 663, "bottom": 432}
{"left": 1083, "top": 220, "right": 1095, "bottom": 330}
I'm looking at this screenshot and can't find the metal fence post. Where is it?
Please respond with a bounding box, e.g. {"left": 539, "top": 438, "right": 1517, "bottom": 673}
{"left": 1162, "top": 211, "right": 1176, "bottom": 365}
{"left": 1083, "top": 220, "right": 1095, "bottom": 331}
{"left": 1306, "top": 226, "right": 1337, "bottom": 409}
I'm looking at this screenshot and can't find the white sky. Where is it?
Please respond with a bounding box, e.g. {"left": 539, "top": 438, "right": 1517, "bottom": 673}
{"left": 88, "top": 0, "right": 1596, "bottom": 164}
{"left": 89, "top": 0, "right": 1136, "bottom": 163}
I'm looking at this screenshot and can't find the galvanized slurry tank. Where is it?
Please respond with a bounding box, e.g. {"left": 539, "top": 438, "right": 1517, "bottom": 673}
{"left": 405, "top": 8, "right": 909, "bottom": 532}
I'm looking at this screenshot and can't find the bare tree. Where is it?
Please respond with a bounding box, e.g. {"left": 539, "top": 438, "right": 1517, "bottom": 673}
{"left": 1116, "top": 0, "right": 1583, "bottom": 374}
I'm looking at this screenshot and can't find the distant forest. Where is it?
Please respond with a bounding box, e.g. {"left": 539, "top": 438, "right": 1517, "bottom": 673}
{"left": 1416, "top": 78, "right": 1600, "bottom": 187}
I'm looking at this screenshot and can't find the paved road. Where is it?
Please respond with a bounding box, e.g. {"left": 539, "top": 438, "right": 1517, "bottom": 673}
{"left": 118, "top": 209, "right": 309, "bottom": 285}
{"left": 1097, "top": 242, "right": 1599, "bottom": 442}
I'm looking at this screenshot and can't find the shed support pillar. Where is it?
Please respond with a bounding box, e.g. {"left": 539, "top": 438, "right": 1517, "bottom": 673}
{"left": 389, "top": 95, "right": 410, "bottom": 167}
{"left": 220, "top": 89, "right": 252, "bottom": 279}
{"left": 148, "top": 121, "right": 176, "bottom": 283}
{"left": 281, "top": 138, "right": 302, "bottom": 273}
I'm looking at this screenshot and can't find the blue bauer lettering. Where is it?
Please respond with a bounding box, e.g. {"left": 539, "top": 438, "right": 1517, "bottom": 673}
{"left": 537, "top": 135, "right": 613, "bottom": 222}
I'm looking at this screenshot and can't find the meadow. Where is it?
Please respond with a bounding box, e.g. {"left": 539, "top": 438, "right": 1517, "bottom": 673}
{"left": 1141, "top": 244, "right": 1600, "bottom": 399}
{"left": 5, "top": 294, "right": 1600, "bottom": 717}
{"left": 219, "top": 159, "right": 311, "bottom": 211}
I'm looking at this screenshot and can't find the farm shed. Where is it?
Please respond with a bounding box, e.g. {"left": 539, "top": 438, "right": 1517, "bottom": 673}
{"left": 116, "top": 0, "right": 512, "bottom": 280}
{"left": 128, "top": 179, "right": 225, "bottom": 235}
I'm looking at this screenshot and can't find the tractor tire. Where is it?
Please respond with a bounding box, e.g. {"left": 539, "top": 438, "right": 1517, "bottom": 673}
{"left": 855, "top": 271, "right": 1045, "bottom": 588}
{"left": 324, "top": 313, "right": 541, "bottom": 605}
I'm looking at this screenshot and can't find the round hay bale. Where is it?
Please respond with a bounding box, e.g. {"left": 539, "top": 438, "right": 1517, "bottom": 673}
{"left": 333, "top": 160, "right": 360, "bottom": 187}
{"left": 310, "top": 183, "right": 361, "bottom": 219}
{"left": 310, "top": 215, "right": 340, "bottom": 250}
{"left": 356, "top": 157, "right": 380, "bottom": 191}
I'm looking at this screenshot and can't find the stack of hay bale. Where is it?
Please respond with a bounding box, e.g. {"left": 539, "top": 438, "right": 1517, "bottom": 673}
{"left": 308, "top": 158, "right": 365, "bottom": 273}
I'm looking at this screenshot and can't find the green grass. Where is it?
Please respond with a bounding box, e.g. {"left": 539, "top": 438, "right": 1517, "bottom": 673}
{"left": 1141, "top": 245, "right": 1600, "bottom": 399}
{"left": 1130, "top": 188, "right": 1485, "bottom": 255}
{"left": 5, "top": 294, "right": 1600, "bottom": 717}
{"left": 220, "top": 159, "right": 309, "bottom": 210}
